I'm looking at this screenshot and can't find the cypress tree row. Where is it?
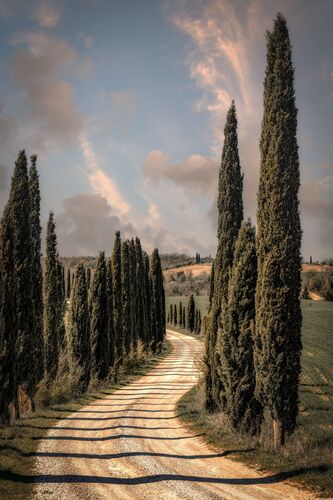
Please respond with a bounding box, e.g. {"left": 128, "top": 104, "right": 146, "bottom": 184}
{"left": 217, "top": 220, "right": 261, "bottom": 434}
{"left": 179, "top": 301, "right": 183, "bottom": 327}
{"left": 112, "top": 231, "right": 123, "bottom": 366}
{"left": 255, "top": 13, "right": 302, "bottom": 447}
{"left": 187, "top": 294, "right": 195, "bottom": 333}
{"left": 182, "top": 306, "right": 186, "bottom": 329}
{"left": 90, "top": 251, "right": 109, "bottom": 380}
{"left": 205, "top": 102, "right": 243, "bottom": 412}
{"left": 57, "top": 261, "right": 66, "bottom": 349}
{"left": 173, "top": 304, "right": 177, "bottom": 326}
{"left": 44, "top": 212, "right": 62, "bottom": 383}
{"left": 129, "top": 238, "right": 138, "bottom": 352}
{"left": 28, "top": 155, "right": 44, "bottom": 405}
{"left": 86, "top": 267, "right": 91, "bottom": 290}
{"left": 68, "top": 264, "right": 90, "bottom": 391}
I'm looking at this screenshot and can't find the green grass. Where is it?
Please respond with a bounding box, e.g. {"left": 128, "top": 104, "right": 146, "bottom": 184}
{"left": 0, "top": 341, "right": 172, "bottom": 500}
{"left": 175, "top": 299, "right": 333, "bottom": 496}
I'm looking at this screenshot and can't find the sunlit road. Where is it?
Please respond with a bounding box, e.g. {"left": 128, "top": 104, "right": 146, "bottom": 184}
{"left": 34, "top": 330, "right": 313, "bottom": 499}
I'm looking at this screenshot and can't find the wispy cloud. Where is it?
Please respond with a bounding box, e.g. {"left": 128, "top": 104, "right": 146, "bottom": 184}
{"left": 79, "top": 132, "right": 130, "bottom": 217}
{"left": 33, "top": 0, "right": 62, "bottom": 28}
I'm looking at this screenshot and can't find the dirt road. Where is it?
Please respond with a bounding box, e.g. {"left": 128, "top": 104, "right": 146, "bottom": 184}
{"left": 34, "top": 330, "right": 314, "bottom": 499}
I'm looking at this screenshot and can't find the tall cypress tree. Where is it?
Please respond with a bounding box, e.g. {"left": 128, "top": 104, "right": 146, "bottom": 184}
{"left": 187, "top": 294, "right": 195, "bottom": 332}
{"left": 173, "top": 304, "right": 177, "bottom": 326}
{"left": 121, "top": 241, "right": 132, "bottom": 356}
{"left": 143, "top": 252, "right": 152, "bottom": 349}
{"left": 90, "top": 251, "right": 109, "bottom": 380}
{"left": 57, "top": 261, "right": 66, "bottom": 349}
{"left": 205, "top": 102, "right": 243, "bottom": 411}
{"left": 129, "top": 238, "right": 138, "bottom": 353}
{"left": 179, "top": 301, "right": 183, "bottom": 327}
{"left": 106, "top": 258, "right": 115, "bottom": 369}
{"left": 182, "top": 306, "right": 186, "bottom": 329}
{"left": 86, "top": 267, "right": 91, "bottom": 290}
{"left": 68, "top": 263, "right": 90, "bottom": 391}
{"left": 255, "top": 13, "right": 302, "bottom": 447}
{"left": 112, "top": 231, "right": 123, "bottom": 366}
{"left": 209, "top": 260, "right": 215, "bottom": 313}
{"left": 28, "top": 155, "right": 44, "bottom": 403}
{"left": 218, "top": 220, "right": 261, "bottom": 434}
{"left": 10, "top": 151, "right": 35, "bottom": 408}
{"left": 0, "top": 208, "right": 16, "bottom": 423}
{"left": 135, "top": 237, "right": 145, "bottom": 346}
{"left": 44, "top": 212, "right": 60, "bottom": 383}
{"left": 150, "top": 248, "right": 165, "bottom": 352}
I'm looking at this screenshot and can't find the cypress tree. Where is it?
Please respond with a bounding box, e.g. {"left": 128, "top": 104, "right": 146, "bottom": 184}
{"left": 0, "top": 208, "right": 16, "bottom": 423}
{"left": 173, "top": 304, "right": 177, "bottom": 326}
{"left": 9, "top": 151, "right": 36, "bottom": 408}
{"left": 57, "top": 261, "right": 66, "bottom": 349}
{"left": 170, "top": 303, "right": 173, "bottom": 324}
{"left": 68, "top": 263, "right": 90, "bottom": 391}
{"left": 28, "top": 155, "right": 44, "bottom": 403}
{"left": 90, "top": 251, "right": 109, "bottom": 380}
{"left": 255, "top": 13, "right": 302, "bottom": 447}
{"left": 135, "top": 237, "right": 145, "bottom": 347}
{"left": 205, "top": 102, "right": 243, "bottom": 411}
{"left": 150, "top": 249, "right": 165, "bottom": 352}
{"left": 187, "top": 294, "right": 195, "bottom": 332}
{"left": 143, "top": 252, "right": 152, "bottom": 349}
{"left": 179, "top": 301, "right": 183, "bottom": 327}
{"left": 66, "top": 268, "right": 71, "bottom": 298}
{"left": 106, "top": 258, "right": 115, "bottom": 369}
{"left": 217, "top": 220, "right": 261, "bottom": 434}
{"left": 112, "top": 231, "right": 123, "bottom": 366}
{"left": 44, "top": 212, "right": 60, "bottom": 383}
{"left": 182, "top": 306, "right": 186, "bottom": 329}
{"left": 129, "top": 238, "right": 138, "bottom": 353}
{"left": 121, "top": 241, "right": 132, "bottom": 356}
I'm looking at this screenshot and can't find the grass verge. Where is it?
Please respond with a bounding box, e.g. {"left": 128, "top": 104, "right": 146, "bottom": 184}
{"left": 0, "top": 340, "right": 172, "bottom": 500}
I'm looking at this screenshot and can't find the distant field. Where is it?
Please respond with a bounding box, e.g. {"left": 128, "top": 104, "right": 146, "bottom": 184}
{"left": 166, "top": 295, "right": 210, "bottom": 317}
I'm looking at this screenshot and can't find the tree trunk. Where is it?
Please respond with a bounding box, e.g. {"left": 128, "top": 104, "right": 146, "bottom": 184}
{"left": 272, "top": 417, "right": 285, "bottom": 448}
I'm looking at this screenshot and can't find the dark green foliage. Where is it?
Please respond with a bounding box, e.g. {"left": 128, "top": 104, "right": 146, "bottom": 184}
{"left": 44, "top": 212, "right": 61, "bottom": 383}
{"left": 68, "top": 264, "right": 90, "bottom": 391}
{"left": 90, "top": 251, "right": 109, "bottom": 380}
{"left": 106, "top": 258, "right": 115, "bottom": 368}
{"left": 28, "top": 155, "right": 44, "bottom": 397}
{"left": 169, "top": 303, "right": 173, "bottom": 324}
{"left": 0, "top": 208, "right": 17, "bottom": 423}
{"left": 112, "top": 231, "right": 123, "bottom": 365}
{"left": 217, "top": 220, "right": 262, "bottom": 434}
{"left": 150, "top": 249, "right": 165, "bottom": 352}
{"left": 255, "top": 13, "right": 302, "bottom": 444}
{"left": 66, "top": 268, "right": 71, "bottom": 298}
{"left": 56, "top": 261, "right": 65, "bottom": 349}
{"left": 205, "top": 102, "right": 243, "bottom": 411}
{"left": 182, "top": 306, "right": 186, "bottom": 328}
{"left": 121, "top": 241, "right": 132, "bottom": 355}
{"left": 187, "top": 294, "right": 195, "bottom": 332}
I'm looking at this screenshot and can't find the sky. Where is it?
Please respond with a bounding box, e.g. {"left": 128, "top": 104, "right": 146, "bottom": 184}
{"left": 0, "top": 0, "right": 332, "bottom": 259}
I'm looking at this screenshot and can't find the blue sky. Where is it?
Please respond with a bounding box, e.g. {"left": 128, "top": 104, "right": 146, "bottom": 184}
{"left": 0, "top": 0, "right": 332, "bottom": 259}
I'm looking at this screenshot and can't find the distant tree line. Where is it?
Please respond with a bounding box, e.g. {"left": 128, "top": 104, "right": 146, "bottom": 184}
{"left": 204, "top": 14, "right": 302, "bottom": 448}
{"left": 0, "top": 152, "right": 165, "bottom": 424}
{"left": 167, "top": 295, "right": 202, "bottom": 334}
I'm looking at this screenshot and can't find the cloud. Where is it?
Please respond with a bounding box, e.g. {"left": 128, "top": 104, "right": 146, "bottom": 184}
{"left": 10, "top": 32, "right": 83, "bottom": 152}
{"left": 55, "top": 193, "right": 135, "bottom": 256}
{"left": 33, "top": 0, "right": 62, "bottom": 28}
{"left": 79, "top": 132, "right": 130, "bottom": 217}
{"left": 142, "top": 150, "right": 218, "bottom": 194}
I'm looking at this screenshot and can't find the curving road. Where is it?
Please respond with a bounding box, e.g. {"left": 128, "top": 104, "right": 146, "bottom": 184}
{"left": 34, "top": 330, "right": 313, "bottom": 499}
